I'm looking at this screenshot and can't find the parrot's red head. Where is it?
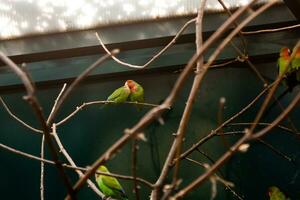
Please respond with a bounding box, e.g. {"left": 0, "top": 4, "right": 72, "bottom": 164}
{"left": 280, "top": 47, "right": 290, "bottom": 58}
{"left": 125, "top": 80, "right": 136, "bottom": 92}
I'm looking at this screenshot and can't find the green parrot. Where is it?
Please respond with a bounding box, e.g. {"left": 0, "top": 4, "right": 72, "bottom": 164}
{"left": 278, "top": 47, "right": 291, "bottom": 77}
{"left": 95, "top": 165, "right": 128, "bottom": 200}
{"left": 291, "top": 47, "right": 300, "bottom": 81}
{"left": 268, "top": 186, "right": 290, "bottom": 200}
{"left": 277, "top": 47, "right": 298, "bottom": 89}
{"left": 126, "top": 80, "right": 144, "bottom": 103}
{"left": 106, "top": 82, "right": 131, "bottom": 103}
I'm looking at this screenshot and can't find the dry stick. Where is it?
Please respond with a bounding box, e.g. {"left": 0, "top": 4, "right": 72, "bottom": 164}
{"left": 158, "top": 0, "right": 208, "bottom": 195}
{"left": 242, "top": 23, "right": 300, "bottom": 35}
{"left": 174, "top": 59, "right": 274, "bottom": 166}
{"left": 0, "top": 142, "right": 153, "bottom": 188}
{"left": 47, "top": 49, "right": 119, "bottom": 126}
{"left": 51, "top": 124, "right": 105, "bottom": 199}
{"left": 0, "top": 96, "right": 43, "bottom": 134}
{"left": 0, "top": 52, "right": 76, "bottom": 199}
{"left": 95, "top": 18, "right": 196, "bottom": 69}
{"left": 209, "top": 58, "right": 240, "bottom": 68}
{"left": 251, "top": 90, "right": 300, "bottom": 139}
{"left": 217, "top": 0, "right": 248, "bottom": 51}
{"left": 185, "top": 158, "right": 242, "bottom": 200}
{"left": 40, "top": 135, "right": 45, "bottom": 200}
{"left": 132, "top": 140, "right": 140, "bottom": 200}
{"left": 257, "top": 139, "right": 294, "bottom": 163}
{"left": 228, "top": 122, "right": 299, "bottom": 135}
{"left": 215, "top": 131, "right": 294, "bottom": 163}
{"left": 46, "top": 84, "right": 105, "bottom": 198}
{"left": 217, "top": 0, "right": 299, "bottom": 137}
{"left": 40, "top": 83, "right": 67, "bottom": 200}
{"left": 172, "top": 0, "right": 207, "bottom": 190}
{"left": 67, "top": 1, "right": 259, "bottom": 198}
{"left": 174, "top": 57, "right": 241, "bottom": 74}
{"left": 217, "top": 97, "right": 230, "bottom": 149}
{"left": 56, "top": 100, "right": 160, "bottom": 126}
{"left": 249, "top": 41, "right": 300, "bottom": 133}
{"left": 173, "top": 88, "right": 300, "bottom": 199}
{"left": 47, "top": 84, "right": 67, "bottom": 124}
{"left": 217, "top": 0, "right": 267, "bottom": 85}
{"left": 152, "top": 1, "right": 208, "bottom": 198}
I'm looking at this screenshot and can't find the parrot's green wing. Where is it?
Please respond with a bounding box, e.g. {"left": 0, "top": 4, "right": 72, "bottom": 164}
{"left": 291, "top": 57, "right": 300, "bottom": 81}
{"left": 101, "top": 175, "right": 127, "bottom": 199}
{"left": 269, "top": 186, "right": 288, "bottom": 200}
{"left": 278, "top": 57, "right": 291, "bottom": 76}
{"left": 107, "top": 86, "right": 130, "bottom": 103}
{"left": 102, "top": 175, "right": 123, "bottom": 190}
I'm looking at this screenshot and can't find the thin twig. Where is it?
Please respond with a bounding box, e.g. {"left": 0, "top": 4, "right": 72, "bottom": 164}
{"left": 227, "top": 122, "right": 299, "bottom": 135}
{"left": 0, "top": 52, "right": 76, "bottom": 199}
{"left": 242, "top": 23, "right": 300, "bottom": 35}
{"left": 217, "top": 0, "right": 248, "bottom": 54}
{"left": 132, "top": 139, "right": 140, "bottom": 200}
{"left": 251, "top": 91, "right": 300, "bottom": 139}
{"left": 214, "top": 130, "right": 295, "bottom": 164}
{"left": 0, "top": 96, "right": 43, "bottom": 134}
{"left": 40, "top": 83, "right": 67, "bottom": 200}
{"left": 0, "top": 142, "right": 153, "bottom": 188}
{"left": 56, "top": 100, "right": 160, "bottom": 126}
{"left": 172, "top": 0, "right": 207, "bottom": 191}
{"left": 51, "top": 124, "right": 105, "bottom": 198}
{"left": 185, "top": 158, "right": 242, "bottom": 200}
{"left": 47, "top": 84, "right": 67, "bottom": 123}
{"left": 257, "top": 139, "right": 294, "bottom": 163}
{"left": 175, "top": 83, "right": 273, "bottom": 165}
{"left": 40, "top": 135, "right": 45, "bottom": 200}
{"left": 47, "top": 49, "right": 119, "bottom": 126}
{"left": 95, "top": 18, "right": 196, "bottom": 69}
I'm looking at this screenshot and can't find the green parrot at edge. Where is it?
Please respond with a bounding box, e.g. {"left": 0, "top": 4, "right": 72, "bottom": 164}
{"left": 268, "top": 186, "right": 290, "bottom": 200}
{"left": 95, "top": 165, "right": 128, "bottom": 200}
{"left": 291, "top": 47, "right": 300, "bottom": 81}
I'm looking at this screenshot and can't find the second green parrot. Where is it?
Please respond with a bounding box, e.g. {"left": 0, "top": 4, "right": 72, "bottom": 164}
{"left": 95, "top": 165, "right": 128, "bottom": 200}
{"left": 291, "top": 47, "right": 300, "bottom": 81}
{"left": 107, "top": 82, "right": 131, "bottom": 103}
{"left": 126, "top": 80, "right": 144, "bottom": 103}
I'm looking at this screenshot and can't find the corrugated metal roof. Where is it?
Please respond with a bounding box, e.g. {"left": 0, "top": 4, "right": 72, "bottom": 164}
{"left": 0, "top": 0, "right": 280, "bottom": 40}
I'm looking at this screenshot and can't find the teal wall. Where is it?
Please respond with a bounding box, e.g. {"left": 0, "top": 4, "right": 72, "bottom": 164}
{"left": 1, "top": 60, "right": 300, "bottom": 199}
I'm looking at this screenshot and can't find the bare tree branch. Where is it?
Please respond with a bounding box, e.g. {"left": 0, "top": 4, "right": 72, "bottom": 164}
{"left": 173, "top": 77, "right": 300, "bottom": 199}
{"left": 40, "top": 135, "right": 45, "bottom": 200}
{"left": 0, "top": 142, "right": 153, "bottom": 188}
{"left": 51, "top": 124, "right": 105, "bottom": 198}
{"left": 0, "top": 96, "right": 43, "bottom": 134}
{"left": 47, "top": 49, "right": 119, "bottom": 126}
{"left": 66, "top": 1, "right": 264, "bottom": 197}
{"left": 0, "top": 52, "right": 76, "bottom": 199}
{"left": 95, "top": 18, "right": 196, "bottom": 69}
{"left": 56, "top": 100, "right": 160, "bottom": 126}
{"left": 242, "top": 23, "right": 300, "bottom": 35}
